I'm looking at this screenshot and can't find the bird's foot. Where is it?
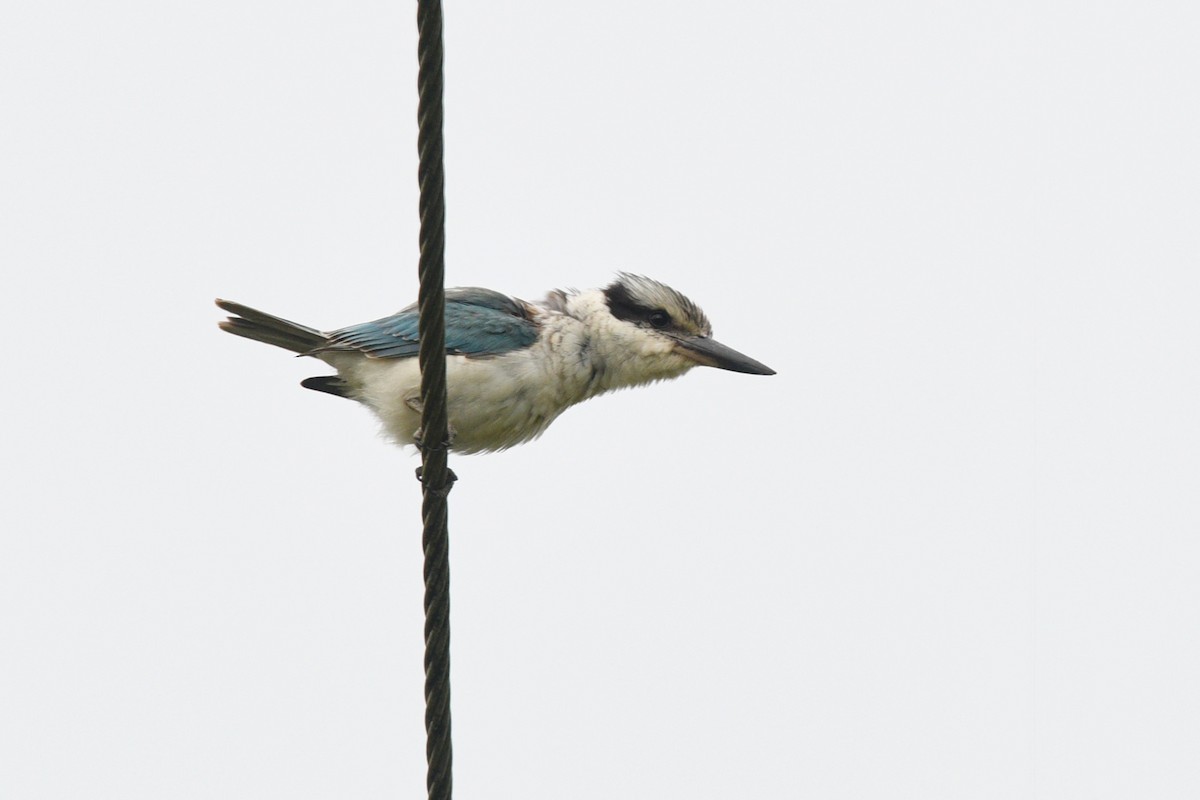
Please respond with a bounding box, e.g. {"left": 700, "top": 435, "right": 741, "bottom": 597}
{"left": 414, "top": 464, "right": 458, "bottom": 497}
{"left": 413, "top": 423, "right": 456, "bottom": 454}
{"left": 413, "top": 423, "right": 457, "bottom": 496}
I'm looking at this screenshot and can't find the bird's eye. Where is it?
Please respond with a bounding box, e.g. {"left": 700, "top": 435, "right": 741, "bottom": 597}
{"left": 648, "top": 310, "right": 671, "bottom": 329}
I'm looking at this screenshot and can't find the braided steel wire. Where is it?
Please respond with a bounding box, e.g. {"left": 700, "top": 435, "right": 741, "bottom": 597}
{"left": 415, "top": 1, "right": 453, "bottom": 797}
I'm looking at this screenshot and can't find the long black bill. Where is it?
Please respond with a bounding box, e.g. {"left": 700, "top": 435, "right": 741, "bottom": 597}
{"left": 677, "top": 336, "right": 776, "bottom": 375}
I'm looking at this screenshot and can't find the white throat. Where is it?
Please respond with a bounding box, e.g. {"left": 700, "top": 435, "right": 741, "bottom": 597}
{"left": 555, "top": 290, "right": 694, "bottom": 399}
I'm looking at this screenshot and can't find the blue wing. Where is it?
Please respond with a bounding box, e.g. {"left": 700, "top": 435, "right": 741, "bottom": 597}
{"left": 321, "top": 287, "right": 540, "bottom": 359}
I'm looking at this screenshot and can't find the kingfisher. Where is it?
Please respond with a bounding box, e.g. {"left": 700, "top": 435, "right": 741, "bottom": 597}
{"left": 217, "top": 273, "right": 775, "bottom": 453}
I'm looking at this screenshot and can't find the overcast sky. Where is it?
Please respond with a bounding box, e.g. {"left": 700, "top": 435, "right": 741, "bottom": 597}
{"left": 3, "top": 2, "right": 1198, "bottom": 798}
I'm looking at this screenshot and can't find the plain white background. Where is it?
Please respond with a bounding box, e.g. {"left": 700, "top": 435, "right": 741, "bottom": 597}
{"left": 2, "top": 1, "right": 1198, "bottom": 797}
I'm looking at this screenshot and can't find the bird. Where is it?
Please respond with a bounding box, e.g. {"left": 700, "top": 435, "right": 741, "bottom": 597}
{"left": 216, "top": 273, "right": 775, "bottom": 454}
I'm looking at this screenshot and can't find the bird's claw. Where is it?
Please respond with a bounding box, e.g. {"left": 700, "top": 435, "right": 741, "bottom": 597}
{"left": 414, "top": 424, "right": 457, "bottom": 496}
{"left": 415, "top": 464, "right": 458, "bottom": 497}
{"left": 413, "top": 423, "right": 456, "bottom": 454}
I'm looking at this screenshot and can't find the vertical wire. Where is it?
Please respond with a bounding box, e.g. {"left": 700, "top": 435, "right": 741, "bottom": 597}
{"left": 415, "top": 1, "right": 453, "bottom": 798}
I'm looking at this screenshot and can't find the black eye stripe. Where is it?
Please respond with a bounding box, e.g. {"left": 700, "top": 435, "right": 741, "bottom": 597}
{"left": 603, "top": 280, "right": 698, "bottom": 334}
{"left": 602, "top": 274, "right": 713, "bottom": 337}
{"left": 605, "top": 282, "right": 665, "bottom": 327}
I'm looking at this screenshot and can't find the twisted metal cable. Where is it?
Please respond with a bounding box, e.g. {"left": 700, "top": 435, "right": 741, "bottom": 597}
{"left": 415, "top": 1, "right": 453, "bottom": 798}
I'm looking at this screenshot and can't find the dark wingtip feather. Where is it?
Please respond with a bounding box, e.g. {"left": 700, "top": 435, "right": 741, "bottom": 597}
{"left": 300, "top": 376, "right": 352, "bottom": 398}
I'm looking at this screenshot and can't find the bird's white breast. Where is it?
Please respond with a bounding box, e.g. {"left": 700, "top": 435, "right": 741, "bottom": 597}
{"left": 323, "top": 314, "right": 594, "bottom": 453}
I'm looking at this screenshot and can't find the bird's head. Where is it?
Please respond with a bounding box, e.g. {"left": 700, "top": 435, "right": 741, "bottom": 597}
{"left": 593, "top": 273, "right": 775, "bottom": 387}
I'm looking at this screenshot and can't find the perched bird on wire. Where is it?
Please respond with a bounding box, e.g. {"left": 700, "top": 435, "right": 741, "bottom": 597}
{"left": 217, "top": 273, "right": 775, "bottom": 453}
